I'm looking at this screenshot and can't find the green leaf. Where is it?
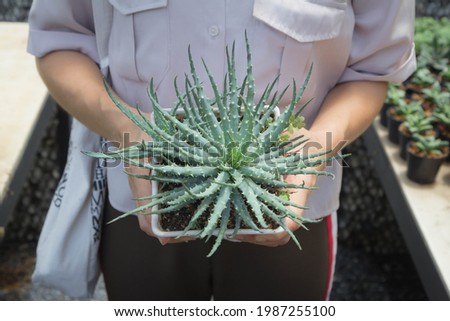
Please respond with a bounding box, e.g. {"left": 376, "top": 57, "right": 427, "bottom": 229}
{"left": 207, "top": 202, "right": 231, "bottom": 257}
{"left": 200, "top": 186, "right": 232, "bottom": 238}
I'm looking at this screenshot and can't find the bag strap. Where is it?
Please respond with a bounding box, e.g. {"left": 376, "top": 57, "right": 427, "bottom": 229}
{"left": 92, "top": 0, "right": 113, "bottom": 76}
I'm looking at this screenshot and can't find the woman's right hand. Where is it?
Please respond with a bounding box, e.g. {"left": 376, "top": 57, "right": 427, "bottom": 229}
{"left": 124, "top": 131, "right": 195, "bottom": 245}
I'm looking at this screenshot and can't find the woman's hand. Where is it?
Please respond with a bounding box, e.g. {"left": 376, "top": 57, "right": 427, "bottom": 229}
{"left": 122, "top": 125, "right": 196, "bottom": 245}
{"left": 128, "top": 162, "right": 196, "bottom": 245}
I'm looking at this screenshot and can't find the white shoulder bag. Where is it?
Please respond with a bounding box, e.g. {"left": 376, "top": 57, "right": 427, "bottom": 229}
{"left": 32, "top": 1, "right": 113, "bottom": 299}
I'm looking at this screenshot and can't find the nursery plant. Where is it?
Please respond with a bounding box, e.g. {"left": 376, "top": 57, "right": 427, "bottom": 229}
{"left": 433, "top": 102, "right": 450, "bottom": 138}
{"left": 85, "top": 35, "right": 336, "bottom": 256}
{"left": 398, "top": 113, "right": 434, "bottom": 160}
{"left": 413, "top": 17, "right": 450, "bottom": 72}
{"left": 387, "top": 100, "right": 423, "bottom": 144}
{"left": 421, "top": 81, "right": 450, "bottom": 111}
{"left": 380, "top": 82, "right": 406, "bottom": 127}
{"left": 400, "top": 113, "right": 434, "bottom": 137}
{"left": 433, "top": 102, "right": 450, "bottom": 161}
{"left": 407, "top": 134, "right": 449, "bottom": 184}
{"left": 406, "top": 68, "right": 437, "bottom": 92}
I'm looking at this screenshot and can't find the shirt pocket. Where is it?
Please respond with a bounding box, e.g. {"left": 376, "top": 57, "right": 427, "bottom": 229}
{"left": 253, "top": 0, "right": 347, "bottom": 43}
{"left": 252, "top": 0, "right": 348, "bottom": 125}
{"left": 108, "top": 0, "right": 169, "bottom": 85}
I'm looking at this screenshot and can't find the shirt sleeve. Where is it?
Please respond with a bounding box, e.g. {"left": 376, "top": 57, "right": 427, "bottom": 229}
{"left": 338, "top": 0, "right": 416, "bottom": 84}
{"left": 27, "top": 0, "right": 99, "bottom": 63}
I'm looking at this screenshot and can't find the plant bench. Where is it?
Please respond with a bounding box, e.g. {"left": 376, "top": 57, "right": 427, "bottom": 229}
{"left": 0, "top": 22, "right": 54, "bottom": 240}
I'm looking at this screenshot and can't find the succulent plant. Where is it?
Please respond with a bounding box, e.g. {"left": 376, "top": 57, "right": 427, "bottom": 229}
{"left": 85, "top": 35, "right": 336, "bottom": 256}
{"left": 409, "top": 68, "right": 437, "bottom": 87}
{"left": 432, "top": 100, "right": 450, "bottom": 127}
{"left": 385, "top": 82, "right": 405, "bottom": 105}
{"left": 392, "top": 100, "right": 423, "bottom": 121}
{"left": 411, "top": 134, "right": 449, "bottom": 157}
{"left": 402, "top": 113, "right": 434, "bottom": 136}
{"left": 421, "top": 82, "right": 450, "bottom": 106}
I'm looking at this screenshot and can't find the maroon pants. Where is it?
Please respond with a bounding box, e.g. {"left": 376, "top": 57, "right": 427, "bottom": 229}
{"left": 99, "top": 201, "right": 335, "bottom": 300}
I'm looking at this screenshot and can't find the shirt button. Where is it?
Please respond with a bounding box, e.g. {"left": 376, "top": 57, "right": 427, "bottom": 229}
{"left": 208, "top": 25, "right": 220, "bottom": 37}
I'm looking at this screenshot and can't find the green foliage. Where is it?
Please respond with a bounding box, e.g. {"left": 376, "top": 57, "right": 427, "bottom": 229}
{"left": 411, "top": 134, "right": 449, "bottom": 157}
{"left": 440, "top": 67, "right": 450, "bottom": 82}
{"left": 85, "top": 35, "right": 335, "bottom": 256}
{"left": 402, "top": 113, "right": 433, "bottom": 136}
{"left": 410, "top": 68, "right": 436, "bottom": 86}
{"left": 433, "top": 102, "right": 450, "bottom": 127}
{"left": 385, "top": 82, "right": 405, "bottom": 105}
{"left": 421, "top": 82, "right": 450, "bottom": 106}
{"left": 394, "top": 100, "right": 423, "bottom": 119}
{"left": 414, "top": 17, "right": 450, "bottom": 70}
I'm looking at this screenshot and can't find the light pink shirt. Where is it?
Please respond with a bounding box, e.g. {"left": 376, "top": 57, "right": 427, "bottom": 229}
{"left": 27, "top": 0, "right": 416, "bottom": 218}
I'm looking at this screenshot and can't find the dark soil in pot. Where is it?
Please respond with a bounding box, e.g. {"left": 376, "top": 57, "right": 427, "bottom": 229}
{"left": 158, "top": 182, "right": 280, "bottom": 232}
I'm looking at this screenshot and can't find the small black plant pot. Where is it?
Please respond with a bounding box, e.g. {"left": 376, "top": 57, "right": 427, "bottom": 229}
{"left": 379, "top": 103, "right": 391, "bottom": 128}
{"left": 439, "top": 133, "right": 450, "bottom": 162}
{"left": 387, "top": 108, "right": 402, "bottom": 144}
{"left": 399, "top": 130, "right": 411, "bottom": 160}
{"left": 406, "top": 148, "right": 447, "bottom": 185}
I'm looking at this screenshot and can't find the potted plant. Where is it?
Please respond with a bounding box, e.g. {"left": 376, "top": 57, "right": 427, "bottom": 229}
{"left": 421, "top": 81, "right": 450, "bottom": 112}
{"left": 406, "top": 134, "right": 449, "bottom": 184}
{"left": 380, "top": 82, "right": 405, "bottom": 127}
{"left": 398, "top": 113, "right": 435, "bottom": 160}
{"left": 432, "top": 102, "right": 450, "bottom": 161}
{"left": 387, "top": 100, "right": 423, "bottom": 144}
{"left": 404, "top": 68, "right": 436, "bottom": 96}
{"left": 85, "top": 36, "right": 336, "bottom": 256}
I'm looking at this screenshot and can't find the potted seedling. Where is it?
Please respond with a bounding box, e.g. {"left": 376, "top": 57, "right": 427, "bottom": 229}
{"left": 387, "top": 100, "right": 423, "bottom": 144}
{"left": 85, "top": 36, "right": 336, "bottom": 256}
{"left": 421, "top": 81, "right": 450, "bottom": 112}
{"left": 406, "top": 134, "right": 449, "bottom": 184}
{"left": 432, "top": 102, "right": 450, "bottom": 161}
{"left": 404, "top": 68, "right": 437, "bottom": 96}
{"left": 398, "top": 113, "right": 435, "bottom": 160}
{"left": 380, "top": 82, "right": 405, "bottom": 127}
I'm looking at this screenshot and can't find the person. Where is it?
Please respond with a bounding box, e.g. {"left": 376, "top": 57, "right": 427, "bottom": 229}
{"left": 27, "top": 0, "right": 416, "bottom": 300}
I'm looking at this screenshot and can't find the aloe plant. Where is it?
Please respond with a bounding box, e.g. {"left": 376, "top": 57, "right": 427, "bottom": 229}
{"left": 85, "top": 35, "right": 336, "bottom": 256}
